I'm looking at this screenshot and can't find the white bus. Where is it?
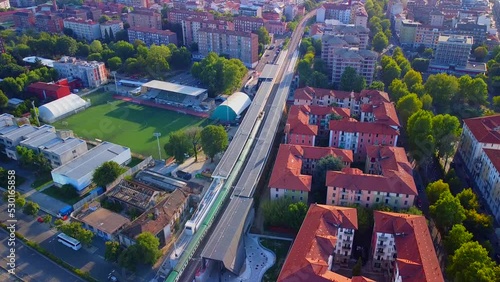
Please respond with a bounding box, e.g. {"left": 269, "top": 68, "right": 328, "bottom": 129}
{"left": 57, "top": 233, "right": 81, "bottom": 250}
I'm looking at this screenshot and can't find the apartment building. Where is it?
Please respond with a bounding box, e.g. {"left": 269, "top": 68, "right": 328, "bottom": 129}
{"left": 128, "top": 27, "right": 178, "bottom": 46}
{"left": 432, "top": 35, "right": 472, "bottom": 67}
{"left": 352, "top": 4, "right": 368, "bottom": 28}
{"left": 278, "top": 204, "right": 360, "bottom": 282}
{"left": 285, "top": 104, "right": 351, "bottom": 145}
{"left": 414, "top": 25, "right": 440, "bottom": 49}
{"left": 371, "top": 211, "right": 444, "bottom": 281}
{"left": 264, "top": 20, "right": 287, "bottom": 35}
{"left": 127, "top": 9, "right": 162, "bottom": 30}
{"left": 458, "top": 115, "right": 500, "bottom": 219}
{"left": 399, "top": 19, "right": 420, "bottom": 46}
{"left": 100, "top": 20, "right": 124, "bottom": 38}
{"left": 316, "top": 3, "right": 351, "bottom": 24}
{"left": 269, "top": 144, "right": 353, "bottom": 203}
{"left": 13, "top": 10, "right": 35, "bottom": 29}
{"left": 329, "top": 120, "right": 399, "bottom": 160}
{"left": 477, "top": 149, "right": 500, "bottom": 222}
{"left": 330, "top": 47, "right": 378, "bottom": 85}
{"left": 35, "top": 13, "right": 64, "bottom": 33}
{"left": 293, "top": 87, "right": 392, "bottom": 117}
{"left": 233, "top": 16, "right": 265, "bottom": 33}
{"left": 63, "top": 17, "right": 102, "bottom": 41}
{"left": 239, "top": 5, "right": 262, "bottom": 17}
{"left": 167, "top": 9, "right": 214, "bottom": 24}
{"left": 326, "top": 146, "right": 416, "bottom": 209}
{"left": 182, "top": 16, "right": 235, "bottom": 46}
{"left": 116, "top": 0, "right": 149, "bottom": 8}
{"left": 53, "top": 57, "right": 108, "bottom": 88}
{"left": 429, "top": 10, "right": 444, "bottom": 27}
{"left": 324, "top": 24, "right": 370, "bottom": 49}
{"left": 453, "top": 21, "right": 487, "bottom": 46}
{"left": 322, "top": 34, "right": 361, "bottom": 73}
{"left": 197, "top": 28, "right": 259, "bottom": 68}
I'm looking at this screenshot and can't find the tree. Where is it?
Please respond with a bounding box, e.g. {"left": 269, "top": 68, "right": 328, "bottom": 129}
{"left": 382, "top": 60, "right": 401, "bottom": 86}
{"left": 170, "top": 46, "right": 192, "bottom": 70}
{"left": 107, "top": 56, "right": 122, "bottom": 71}
{"left": 164, "top": 130, "right": 191, "bottom": 164}
{"left": 287, "top": 201, "right": 308, "bottom": 231}
{"left": 0, "top": 90, "right": 8, "bottom": 107}
{"left": 262, "top": 198, "right": 307, "bottom": 231}
{"left": 89, "top": 40, "right": 103, "bottom": 53}
{"left": 23, "top": 201, "right": 39, "bottom": 216}
{"left": 464, "top": 210, "right": 494, "bottom": 238}
{"left": 474, "top": 46, "right": 488, "bottom": 61}
{"left": 407, "top": 110, "right": 435, "bottom": 166}
{"left": 372, "top": 31, "right": 388, "bottom": 52}
{"left": 87, "top": 53, "right": 102, "bottom": 61}
{"left": 420, "top": 93, "right": 433, "bottom": 110}
{"left": 456, "top": 188, "right": 479, "bottom": 211}
{"left": 2, "top": 191, "right": 26, "bottom": 207}
{"left": 201, "top": 125, "right": 228, "bottom": 162}
{"left": 401, "top": 206, "right": 423, "bottom": 215}
{"left": 118, "top": 244, "right": 139, "bottom": 271}
{"left": 426, "top": 180, "right": 450, "bottom": 205}
{"left": 16, "top": 146, "right": 36, "bottom": 167}
{"left": 105, "top": 241, "right": 122, "bottom": 262}
{"left": 429, "top": 190, "right": 466, "bottom": 232}
{"left": 388, "top": 79, "right": 409, "bottom": 102}
{"left": 256, "top": 26, "right": 271, "bottom": 45}
{"left": 447, "top": 241, "right": 499, "bottom": 282}
{"left": 432, "top": 114, "right": 461, "bottom": 168}
{"left": 307, "top": 71, "right": 329, "bottom": 88}
{"left": 339, "top": 67, "right": 365, "bottom": 92}
{"left": 99, "top": 15, "right": 111, "bottom": 24}
{"left": 184, "top": 127, "right": 202, "bottom": 162}
{"left": 42, "top": 214, "right": 52, "bottom": 226}
{"left": 424, "top": 73, "right": 459, "bottom": 113}
{"left": 352, "top": 258, "right": 362, "bottom": 276}
{"left": 313, "top": 155, "right": 344, "bottom": 192}
{"left": 92, "top": 161, "right": 126, "bottom": 188}
{"left": 411, "top": 58, "right": 430, "bottom": 72}
{"left": 368, "top": 80, "right": 385, "bottom": 91}
{"left": 444, "top": 224, "right": 474, "bottom": 255}
{"left": 55, "top": 36, "right": 77, "bottom": 56}
{"left": 136, "top": 232, "right": 161, "bottom": 265}
{"left": 457, "top": 75, "right": 488, "bottom": 107}
{"left": 493, "top": 96, "right": 500, "bottom": 112}
{"left": 58, "top": 221, "right": 94, "bottom": 246}
{"left": 402, "top": 69, "right": 422, "bottom": 91}
{"left": 396, "top": 93, "right": 422, "bottom": 127}
{"left": 112, "top": 41, "right": 135, "bottom": 60}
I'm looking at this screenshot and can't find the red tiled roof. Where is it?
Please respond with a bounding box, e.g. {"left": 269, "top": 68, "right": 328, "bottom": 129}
{"left": 268, "top": 144, "right": 312, "bottom": 192}
{"left": 483, "top": 149, "right": 500, "bottom": 173}
{"left": 373, "top": 211, "right": 444, "bottom": 282}
{"left": 359, "top": 89, "right": 390, "bottom": 103}
{"left": 329, "top": 120, "right": 400, "bottom": 136}
{"left": 286, "top": 105, "right": 318, "bottom": 136}
{"left": 326, "top": 167, "right": 418, "bottom": 195}
{"left": 27, "top": 82, "right": 69, "bottom": 92}
{"left": 366, "top": 145, "right": 413, "bottom": 175}
{"left": 372, "top": 102, "right": 400, "bottom": 127}
{"left": 302, "top": 145, "right": 354, "bottom": 164}
{"left": 463, "top": 115, "right": 500, "bottom": 144}
{"left": 278, "top": 204, "right": 364, "bottom": 282}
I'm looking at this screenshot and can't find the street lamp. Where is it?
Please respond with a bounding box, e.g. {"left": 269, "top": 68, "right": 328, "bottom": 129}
{"left": 153, "top": 132, "right": 162, "bottom": 160}
{"left": 111, "top": 71, "right": 118, "bottom": 94}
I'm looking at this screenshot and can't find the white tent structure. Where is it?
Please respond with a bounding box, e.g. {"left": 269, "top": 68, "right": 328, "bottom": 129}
{"left": 39, "top": 94, "right": 90, "bottom": 123}
{"left": 211, "top": 92, "right": 251, "bottom": 122}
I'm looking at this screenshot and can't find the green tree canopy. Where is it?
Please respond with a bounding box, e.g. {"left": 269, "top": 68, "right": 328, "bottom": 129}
{"left": 424, "top": 73, "right": 459, "bottom": 113}
{"left": 432, "top": 114, "right": 461, "bottom": 167}
{"left": 135, "top": 232, "right": 161, "bottom": 265}
{"left": 411, "top": 58, "right": 430, "bottom": 72}
{"left": 164, "top": 130, "right": 191, "bottom": 164}
{"left": 402, "top": 69, "right": 423, "bottom": 90}
{"left": 58, "top": 221, "right": 94, "bottom": 246}
{"left": 407, "top": 110, "right": 435, "bottom": 165}
{"left": 372, "top": 31, "right": 388, "bottom": 52}
{"left": 91, "top": 161, "right": 126, "bottom": 188}
{"left": 444, "top": 224, "right": 473, "bottom": 255}
{"left": 429, "top": 190, "right": 466, "bottom": 232}
{"left": 456, "top": 188, "right": 480, "bottom": 211}
{"left": 107, "top": 56, "right": 122, "bottom": 71}
{"left": 200, "top": 125, "right": 228, "bottom": 162}
{"left": 382, "top": 60, "right": 401, "bottom": 86}
{"left": 388, "top": 79, "right": 409, "bottom": 102}
{"left": 457, "top": 75, "right": 488, "bottom": 107}
{"left": 313, "top": 155, "right": 344, "bottom": 191}
{"left": 105, "top": 241, "right": 122, "bottom": 262}
{"left": 184, "top": 127, "right": 202, "bottom": 162}
{"left": 339, "top": 67, "right": 366, "bottom": 92}
{"left": 0, "top": 90, "right": 8, "bottom": 107}
{"left": 420, "top": 93, "right": 433, "bottom": 110}
{"left": 256, "top": 26, "right": 271, "bottom": 45}
{"left": 473, "top": 46, "right": 488, "bottom": 61}
{"left": 89, "top": 40, "right": 103, "bottom": 53}
{"left": 23, "top": 201, "right": 39, "bottom": 216}
{"left": 447, "top": 241, "right": 499, "bottom": 282}
{"left": 396, "top": 93, "right": 422, "bottom": 128}
{"left": 368, "top": 80, "right": 385, "bottom": 91}
{"left": 426, "top": 179, "right": 451, "bottom": 205}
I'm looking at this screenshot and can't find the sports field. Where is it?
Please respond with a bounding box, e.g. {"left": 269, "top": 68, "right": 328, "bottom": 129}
{"left": 52, "top": 91, "right": 209, "bottom": 157}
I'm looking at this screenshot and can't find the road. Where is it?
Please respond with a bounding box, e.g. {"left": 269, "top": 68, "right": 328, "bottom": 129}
{"left": 0, "top": 229, "right": 83, "bottom": 282}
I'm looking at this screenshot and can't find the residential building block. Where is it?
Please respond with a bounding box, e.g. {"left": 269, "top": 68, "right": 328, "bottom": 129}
{"left": 63, "top": 17, "right": 102, "bottom": 41}
{"left": 128, "top": 27, "right": 178, "bottom": 46}
{"left": 330, "top": 48, "right": 378, "bottom": 85}
{"left": 233, "top": 16, "right": 265, "bottom": 33}
{"left": 127, "top": 8, "right": 162, "bottom": 30}
{"left": 53, "top": 56, "right": 108, "bottom": 88}
{"left": 433, "top": 35, "right": 472, "bottom": 67}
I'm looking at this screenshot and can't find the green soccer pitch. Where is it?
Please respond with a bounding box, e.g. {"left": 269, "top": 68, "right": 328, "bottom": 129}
{"left": 52, "top": 91, "right": 208, "bottom": 157}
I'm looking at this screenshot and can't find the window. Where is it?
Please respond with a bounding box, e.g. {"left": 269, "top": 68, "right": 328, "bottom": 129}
{"left": 333, "top": 193, "right": 336, "bottom": 197}
{"left": 366, "top": 203, "right": 369, "bottom": 207}
{"left": 332, "top": 200, "right": 335, "bottom": 204}
{"left": 376, "top": 198, "right": 380, "bottom": 202}
{"left": 334, "top": 187, "right": 337, "bottom": 191}
{"left": 406, "top": 194, "right": 409, "bottom": 198}
{"left": 404, "top": 200, "right": 408, "bottom": 205}
{"left": 275, "top": 194, "right": 278, "bottom": 198}
{"left": 367, "top": 197, "right": 370, "bottom": 201}
{"left": 385, "top": 199, "right": 389, "bottom": 204}
{"left": 275, "top": 188, "right": 279, "bottom": 192}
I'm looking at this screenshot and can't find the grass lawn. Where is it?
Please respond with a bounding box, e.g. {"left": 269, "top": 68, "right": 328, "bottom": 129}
{"left": 31, "top": 173, "right": 53, "bottom": 191}
{"left": 260, "top": 238, "right": 292, "bottom": 282}
{"left": 52, "top": 91, "right": 209, "bottom": 157}
{"left": 41, "top": 185, "right": 81, "bottom": 205}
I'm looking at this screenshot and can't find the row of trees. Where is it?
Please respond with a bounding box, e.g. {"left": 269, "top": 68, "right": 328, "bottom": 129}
{"left": 164, "top": 125, "right": 228, "bottom": 164}
{"left": 296, "top": 38, "right": 330, "bottom": 88}
{"left": 261, "top": 198, "right": 308, "bottom": 232}
{"left": 365, "top": 0, "right": 390, "bottom": 52}
{"left": 425, "top": 179, "right": 499, "bottom": 281}
{"left": 191, "top": 53, "right": 247, "bottom": 96}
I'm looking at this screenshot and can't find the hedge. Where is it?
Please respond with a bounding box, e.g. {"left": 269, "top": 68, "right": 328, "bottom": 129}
{"left": 0, "top": 223, "right": 98, "bottom": 282}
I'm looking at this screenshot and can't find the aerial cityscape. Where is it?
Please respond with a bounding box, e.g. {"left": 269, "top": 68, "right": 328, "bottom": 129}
{"left": 0, "top": 0, "right": 499, "bottom": 281}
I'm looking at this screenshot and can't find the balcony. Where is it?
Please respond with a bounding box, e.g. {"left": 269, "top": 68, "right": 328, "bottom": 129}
{"left": 342, "top": 245, "right": 351, "bottom": 250}
{"left": 377, "top": 248, "right": 384, "bottom": 254}
{"left": 379, "top": 235, "right": 389, "bottom": 241}
{"left": 344, "top": 229, "right": 353, "bottom": 235}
